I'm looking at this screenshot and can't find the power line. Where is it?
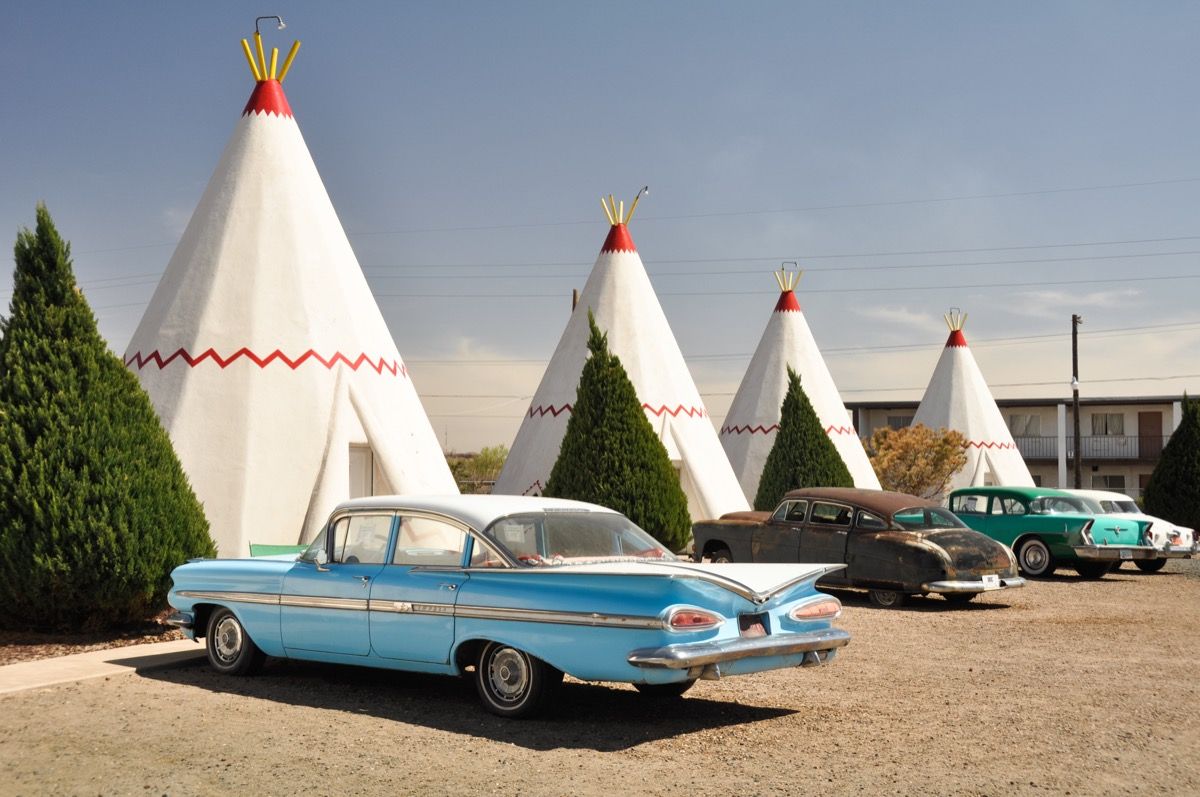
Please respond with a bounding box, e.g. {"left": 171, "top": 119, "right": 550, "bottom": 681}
{"left": 364, "top": 271, "right": 1200, "bottom": 299}
{"left": 361, "top": 248, "right": 1200, "bottom": 280}
{"left": 346, "top": 176, "right": 1200, "bottom": 236}
{"left": 403, "top": 319, "right": 1200, "bottom": 367}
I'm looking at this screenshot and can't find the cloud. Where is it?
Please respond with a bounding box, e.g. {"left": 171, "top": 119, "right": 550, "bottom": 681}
{"left": 1009, "top": 288, "right": 1143, "bottom": 319}
{"left": 161, "top": 206, "right": 192, "bottom": 239}
{"left": 853, "top": 305, "right": 947, "bottom": 336}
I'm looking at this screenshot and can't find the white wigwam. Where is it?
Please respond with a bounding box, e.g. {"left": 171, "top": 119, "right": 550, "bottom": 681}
{"left": 720, "top": 268, "right": 880, "bottom": 501}
{"left": 124, "top": 32, "right": 456, "bottom": 557}
{"left": 911, "top": 310, "right": 1034, "bottom": 492}
{"left": 493, "top": 192, "right": 749, "bottom": 522}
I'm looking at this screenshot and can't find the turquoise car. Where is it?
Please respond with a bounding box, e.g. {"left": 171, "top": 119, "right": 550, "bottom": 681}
{"left": 947, "top": 486, "right": 1156, "bottom": 578}
{"left": 168, "top": 495, "right": 850, "bottom": 718}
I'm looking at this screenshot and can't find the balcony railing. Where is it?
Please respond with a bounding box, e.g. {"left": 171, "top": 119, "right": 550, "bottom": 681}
{"left": 1012, "top": 435, "right": 1169, "bottom": 461}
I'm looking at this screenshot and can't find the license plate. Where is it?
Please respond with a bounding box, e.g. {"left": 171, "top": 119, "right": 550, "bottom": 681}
{"left": 981, "top": 574, "right": 1000, "bottom": 590}
{"left": 1120, "top": 549, "right": 1133, "bottom": 560}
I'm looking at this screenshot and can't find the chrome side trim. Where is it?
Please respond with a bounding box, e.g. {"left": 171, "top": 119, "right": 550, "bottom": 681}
{"left": 365, "top": 599, "right": 664, "bottom": 629}
{"left": 279, "top": 595, "right": 369, "bottom": 611}
{"left": 454, "top": 604, "right": 665, "bottom": 629}
{"left": 367, "top": 599, "right": 455, "bottom": 616}
{"left": 628, "top": 627, "right": 851, "bottom": 669}
{"left": 923, "top": 578, "right": 1026, "bottom": 593}
{"left": 176, "top": 590, "right": 280, "bottom": 606}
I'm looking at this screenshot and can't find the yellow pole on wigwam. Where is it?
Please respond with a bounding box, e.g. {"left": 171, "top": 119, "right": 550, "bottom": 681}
{"left": 278, "top": 41, "right": 301, "bottom": 82}
{"left": 254, "top": 32, "right": 268, "bottom": 80}
{"left": 241, "top": 39, "right": 263, "bottom": 80}
{"left": 600, "top": 197, "right": 615, "bottom": 225}
{"left": 269, "top": 47, "right": 279, "bottom": 80}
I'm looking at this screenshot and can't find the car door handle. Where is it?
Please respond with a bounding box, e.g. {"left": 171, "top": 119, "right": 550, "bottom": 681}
{"left": 357, "top": 576, "right": 371, "bottom": 586}
{"left": 439, "top": 583, "right": 458, "bottom": 591}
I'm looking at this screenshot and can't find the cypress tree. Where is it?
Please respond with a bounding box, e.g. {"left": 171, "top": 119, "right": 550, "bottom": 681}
{"left": 0, "top": 204, "right": 215, "bottom": 630}
{"left": 1144, "top": 395, "right": 1200, "bottom": 531}
{"left": 544, "top": 311, "right": 691, "bottom": 550}
{"left": 754, "top": 365, "right": 853, "bottom": 510}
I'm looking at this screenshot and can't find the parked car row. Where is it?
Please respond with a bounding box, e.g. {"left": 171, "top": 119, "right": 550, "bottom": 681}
{"left": 167, "top": 486, "right": 1192, "bottom": 718}
{"left": 692, "top": 484, "right": 1196, "bottom": 606}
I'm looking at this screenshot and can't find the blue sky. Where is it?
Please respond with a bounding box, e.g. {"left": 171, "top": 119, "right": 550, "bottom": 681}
{"left": 3, "top": 2, "right": 1199, "bottom": 450}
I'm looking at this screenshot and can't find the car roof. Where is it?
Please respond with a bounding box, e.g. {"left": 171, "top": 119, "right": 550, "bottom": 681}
{"left": 783, "top": 487, "right": 940, "bottom": 517}
{"left": 332, "top": 494, "right": 618, "bottom": 531}
{"left": 948, "top": 485, "right": 1074, "bottom": 500}
{"left": 1065, "top": 488, "right": 1134, "bottom": 502}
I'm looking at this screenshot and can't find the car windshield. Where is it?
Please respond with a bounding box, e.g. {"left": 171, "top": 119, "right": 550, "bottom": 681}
{"left": 485, "top": 511, "right": 677, "bottom": 566}
{"left": 1075, "top": 497, "right": 1105, "bottom": 514}
{"left": 1115, "top": 500, "right": 1141, "bottom": 513}
{"left": 892, "top": 507, "right": 969, "bottom": 530}
{"left": 1029, "top": 496, "right": 1088, "bottom": 514}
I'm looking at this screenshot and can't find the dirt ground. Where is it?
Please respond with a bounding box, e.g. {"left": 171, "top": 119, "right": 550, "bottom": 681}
{"left": 1, "top": 561, "right": 1198, "bottom": 797}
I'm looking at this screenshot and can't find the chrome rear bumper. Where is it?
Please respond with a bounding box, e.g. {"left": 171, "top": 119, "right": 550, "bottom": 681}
{"left": 923, "top": 577, "right": 1026, "bottom": 593}
{"left": 627, "top": 627, "right": 850, "bottom": 670}
{"left": 166, "top": 611, "right": 194, "bottom": 630}
{"left": 1073, "top": 545, "right": 1157, "bottom": 561}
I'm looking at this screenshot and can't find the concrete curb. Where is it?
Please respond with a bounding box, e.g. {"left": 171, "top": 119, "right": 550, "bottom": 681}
{"left": 0, "top": 638, "right": 206, "bottom": 696}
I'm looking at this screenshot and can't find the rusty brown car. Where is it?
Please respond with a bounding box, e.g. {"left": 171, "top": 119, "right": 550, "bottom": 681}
{"left": 692, "top": 487, "right": 1025, "bottom": 607}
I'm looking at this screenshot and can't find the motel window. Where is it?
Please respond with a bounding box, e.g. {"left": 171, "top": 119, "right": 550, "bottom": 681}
{"left": 886, "top": 415, "right": 913, "bottom": 431}
{"left": 1092, "top": 474, "right": 1127, "bottom": 491}
{"left": 1008, "top": 414, "right": 1041, "bottom": 436}
{"left": 1091, "top": 413, "right": 1125, "bottom": 436}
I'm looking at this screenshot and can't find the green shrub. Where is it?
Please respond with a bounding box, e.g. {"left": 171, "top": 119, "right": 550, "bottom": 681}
{"left": 1144, "top": 395, "right": 1200, "bottom": 531}
{"left": 544, "top": 311, "right": 691, "bottom": 550}
{"left": 754, "top": 366, "right": 853, "bottom": 510}
{"left": 0, "top": 205, "right": 215, "bottom": 630}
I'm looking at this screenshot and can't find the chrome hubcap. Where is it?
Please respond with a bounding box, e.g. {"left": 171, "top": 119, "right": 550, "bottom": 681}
{"left": 487, "top": 648, "right": 529, "bottom": 704}
{"left": 1022, "top": 545, "right": 1048, "bottom": 572}
{"left": 214, "top": 616, "right": 243, "bottom": 663}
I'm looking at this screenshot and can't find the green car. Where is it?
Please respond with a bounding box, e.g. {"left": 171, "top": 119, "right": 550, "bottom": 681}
{"left": 947, "top": 486, "right": 1156, "bottom": 579}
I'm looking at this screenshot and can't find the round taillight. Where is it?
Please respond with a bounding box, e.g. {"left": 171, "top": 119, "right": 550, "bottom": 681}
{"left": 668, "top": 608, "right": 721, "bottom": 631}
{"left": 789, "top": 597, "right": 842, "bottom": 622}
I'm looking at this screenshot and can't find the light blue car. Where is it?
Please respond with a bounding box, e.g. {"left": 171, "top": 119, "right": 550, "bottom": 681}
{"left": 168, "top": 495, "right": 850, "bottom": 718}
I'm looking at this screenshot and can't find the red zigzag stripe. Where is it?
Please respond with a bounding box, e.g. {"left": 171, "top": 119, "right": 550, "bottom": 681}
{"left": 964, "top": 440, "right": 1017, "bottom": 449}
{"left": 720, "top": 423, "right": 859, "bottom": 436}
{"left": 527, "top": 403, "right": 707, "bottom": 419}
{"left": 124, "top": 348, "right": 408, "bottom": 377}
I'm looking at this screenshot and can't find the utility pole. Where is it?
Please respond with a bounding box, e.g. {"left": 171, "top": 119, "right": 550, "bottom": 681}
{"left": 1072, "top": 314, "right": 1083, "bottom": 488}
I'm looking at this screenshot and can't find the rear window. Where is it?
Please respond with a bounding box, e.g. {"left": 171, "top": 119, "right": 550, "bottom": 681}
{"left": 893, "top": 507, "right": 969, "bottom": 530}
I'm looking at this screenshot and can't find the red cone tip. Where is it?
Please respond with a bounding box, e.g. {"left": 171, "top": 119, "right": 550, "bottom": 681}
{"left": 774, "top": 290, "right": 801, "bottom": 313}
{"left": 600, "top": 223, "right": 636, "bottom": 254}
{"left": 946, "top": 329, "right": 968, "bottom": 347}
{"left": 243, "top": 80, "right": 293, "bottom": 118}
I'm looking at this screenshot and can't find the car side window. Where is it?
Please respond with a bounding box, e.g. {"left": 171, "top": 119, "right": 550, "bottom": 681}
{"left": 468, "top": 535, "right": 508, "bottom": 568}
{"left": 810, "top": 502, "right": 852, "bottom": 527}
{"left": 334, "top": 514, "right": 393, "bottom": 564}
{"left": 393, "top": 516, "right": 467, "bottom": 566}
{"left": 951, "top": 494, "right": 986, "bottom": 514}
{"left": 856, "top": 511, "right": 888, "bottom": 530}
{"left": 996, "top": 498, "right": 1026, "bottom": 516}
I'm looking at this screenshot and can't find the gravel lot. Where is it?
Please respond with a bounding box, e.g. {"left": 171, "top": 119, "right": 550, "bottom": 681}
{"left": 2, "top": 560, "right": 1198, "bottom": 797}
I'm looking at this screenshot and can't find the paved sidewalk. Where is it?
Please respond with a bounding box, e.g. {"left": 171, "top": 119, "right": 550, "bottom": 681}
{"left": 0, "top": 639, "right": 205, "bottom": 696}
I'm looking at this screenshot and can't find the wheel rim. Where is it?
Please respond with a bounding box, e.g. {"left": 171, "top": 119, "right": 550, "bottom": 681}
{"left": 486, "top": 647, "right": 530, "bottom": 705}
{"left": 874, "top": 590, "right": 899, "bottom": 606}
{"left": 1021, "top": 542, "right": 1049, "bottom": 574}
{"left": 213, "top": 616, "right": 243, "bottom": 664}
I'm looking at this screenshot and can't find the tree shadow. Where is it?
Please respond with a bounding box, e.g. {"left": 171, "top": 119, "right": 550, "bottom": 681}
{"left": 141, "top": 658, "right": 796, "bottom": 751}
